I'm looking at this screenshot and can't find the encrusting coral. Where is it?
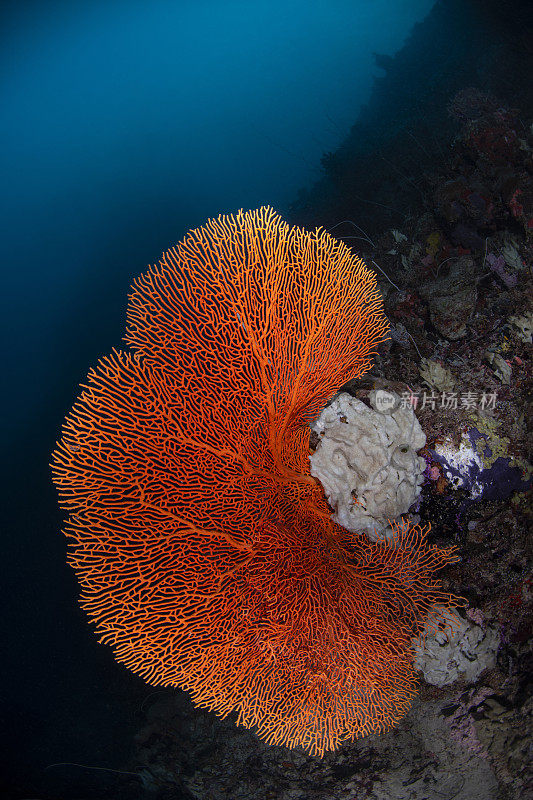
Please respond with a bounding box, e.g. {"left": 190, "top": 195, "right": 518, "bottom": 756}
{"left": 51, "top": 207, "right": 462, "bottom": 756}
{"left": 419, "top": 358, "right": 456, "bottom": 393}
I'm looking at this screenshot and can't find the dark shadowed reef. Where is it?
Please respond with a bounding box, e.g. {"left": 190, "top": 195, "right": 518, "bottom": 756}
{"left": 289, "top": 0, "right": 533, "bottom": 238}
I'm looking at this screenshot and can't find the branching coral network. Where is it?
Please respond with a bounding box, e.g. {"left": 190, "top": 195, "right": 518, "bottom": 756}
{"left": 51, "top": 207, "right": 462, "bottom": 756}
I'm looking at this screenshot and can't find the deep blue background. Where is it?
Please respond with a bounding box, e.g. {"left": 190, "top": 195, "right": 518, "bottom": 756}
{"left": 2, "top": 0, "right": 434, "bottom": 440}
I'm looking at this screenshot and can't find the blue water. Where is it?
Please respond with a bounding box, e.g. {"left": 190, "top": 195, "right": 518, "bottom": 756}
{"left": 2, "top": 1, "right": 440, "bottom": 796}
{"left": 2, "top": 0, "right": 434, "bottom": 442}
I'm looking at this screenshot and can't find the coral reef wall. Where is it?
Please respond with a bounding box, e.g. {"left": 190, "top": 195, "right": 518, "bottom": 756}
{"left": 290, "top": 0, "right": 533, "bottom": 237}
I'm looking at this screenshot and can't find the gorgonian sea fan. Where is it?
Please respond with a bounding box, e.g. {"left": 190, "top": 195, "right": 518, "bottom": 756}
{"left": 52, "top": 207, "right": 461, "bottom": 756}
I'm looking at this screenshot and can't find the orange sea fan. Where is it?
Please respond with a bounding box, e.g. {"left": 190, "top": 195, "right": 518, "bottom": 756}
{"left": 51, "top": 207, "right": 461, "bottom": 756}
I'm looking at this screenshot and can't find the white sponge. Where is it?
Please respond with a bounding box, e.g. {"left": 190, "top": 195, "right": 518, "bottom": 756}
{"left": 414, "top": 608, "right": 500, "bottom": 687}
{"left": 310, "top": 390, "right": 426, "bottom": 541}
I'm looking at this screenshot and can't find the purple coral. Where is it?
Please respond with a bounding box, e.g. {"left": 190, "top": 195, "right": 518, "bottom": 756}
{"left": 486, "top": 253, "right": 517, "bottom": 288}
{"left": 430, "top": 426, "right": 531, "bottom": 504}
{"left": 447, "top": 687, "right": 494, "bottom": 757}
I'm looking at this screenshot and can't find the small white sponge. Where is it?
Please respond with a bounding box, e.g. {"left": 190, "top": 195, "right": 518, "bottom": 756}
{"left": 309, "top": 390, "right": 426, "bottom": 541}
{"left": 414, "top": 608, "right": 500, "bottom": 687}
